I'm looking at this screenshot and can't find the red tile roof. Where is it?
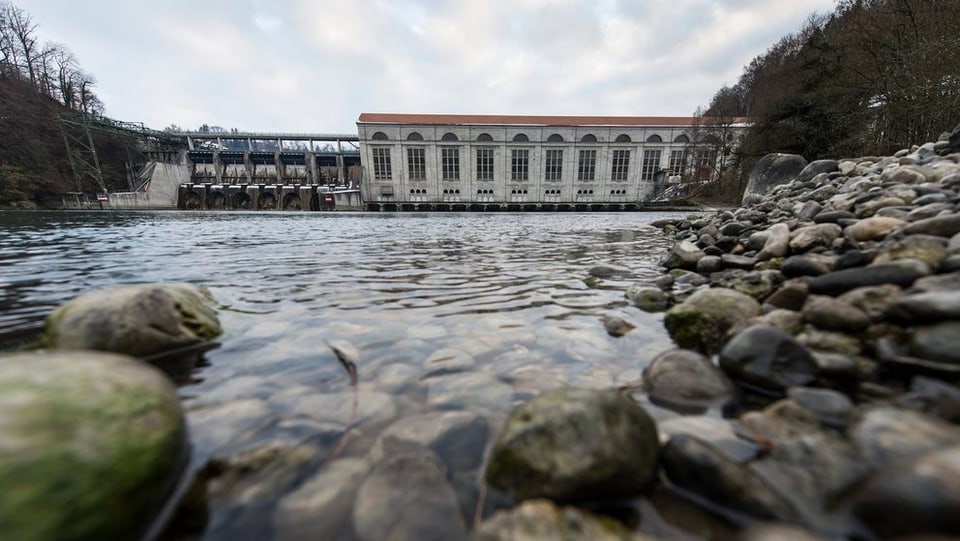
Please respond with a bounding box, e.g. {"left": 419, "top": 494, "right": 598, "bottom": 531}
{"left": 358, "top": 113, "right": 746, "bottom": 127}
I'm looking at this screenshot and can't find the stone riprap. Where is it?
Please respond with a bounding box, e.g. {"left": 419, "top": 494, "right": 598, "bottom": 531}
{"left": 628, "top": 133, "right": 960, "bottom": 539}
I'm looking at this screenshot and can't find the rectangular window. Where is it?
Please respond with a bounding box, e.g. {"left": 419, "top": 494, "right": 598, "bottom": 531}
{"left": 668, "top": 150, "right": 686, "bottom": 175}
{"left": 641, "top": 149, "right": 662, "bottom": 181}
{"left": 544, "top": 149, "right": 562, "bottom": 181}
{"left": 441, "top": 147, "right": 460, "bottom": 181}
{"left": 476, "top": 148, "right": 494, "bottom": 181}
{"left": 511, "top": 149, "right": 529, "bottom": 181}
{"left": 407, "top": 148, "right": 425, "bottom": 180}
{"left": 695, "top": 148, "right": 717, "bottom": 180}
{"left": 577, "top": 149, "right": 596, "bottom": 181}
{"left": 372, "top": 147, "right": 392, "bottom": 180}
{"left": 611, "top": 150, "right": 629, "bottom": 182}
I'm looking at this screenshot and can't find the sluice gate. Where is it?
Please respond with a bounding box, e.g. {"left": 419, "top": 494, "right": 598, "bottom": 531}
{"left": 178, "top": 184, "right": 363, "bottom": 211}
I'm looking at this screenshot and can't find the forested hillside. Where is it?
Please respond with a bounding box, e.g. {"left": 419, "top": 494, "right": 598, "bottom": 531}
{"left": 703, "top": 0, "right": 959, "bottom": 190}
{"left": 0, "top": 1, "right": 133, "bottom": 207}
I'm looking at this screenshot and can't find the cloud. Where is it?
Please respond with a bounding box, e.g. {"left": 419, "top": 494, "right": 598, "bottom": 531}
{"left": 18, "top": 0, "right": 836, "bottom": 132}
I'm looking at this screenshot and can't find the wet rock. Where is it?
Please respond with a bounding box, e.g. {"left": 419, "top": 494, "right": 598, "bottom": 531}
{"left": 765, "top": 281, "right": 808, "bottom": 311}
{"left": 781, "top": 255, "right": 831, "bottom": 277}
{"left": 0, "top": 351, "right": 188, "bottom": 541}
{"left": 887, "top": 290, "right": 960, "bottom": 321}
{"left": 473, "top": 499, "right": 651, "bottom": 541}
{"left": 796, "top": 327, "right": 862, "bottom": 356}
{"left": 426, "top": 372, "right": 514, "bottom": 413}
{"left": 353, "top": 452, "right": 466, "bottom": 541}
{"left": 910, "top": 321, "right": 960, "bottom": 364}
{"left": 742, "top": 153, "right": 807, "bottom": 205}
{"left": 756, "top": 309, "right": 804, "bottom": 335}
{"left": 658, "top": 240, "right": 705, "bottom": 270}
{"left": 739, "top": 399, "right": 821, "bottom": 444}
{"left": 273, "top": 458, "right": 369, "bottom": 540}
{"left": 789, "top": 224, "right": 842, "bottom": 252}
{"left": 796, "top": 159, "right": 839, "bottom": 182}
{"left": 664, "top": 288, "right": 762, "bottom": 355}
{"left": 188, "top": 399, "right": 275, "bottom": 455}
{"left": 845, "top": 216, "right": 904, "bottom": 241}
{"left": 719, "top": 325, "right": 818, "bottom": 393}
{"left": 711, "top": 270, "right": 783, "bottom": 302}
{"left": 787, "top": 387, "right": 853, "bottom": 427}
{"left": 369, "top": 411, "right": 490, "bottom": 471}
{"left": 851, "top": 407, "right": 960, "bottom": 469}
{"left": 423, "top": 347, "right": 476, "bottom": 377}
{"left": 810, "top": 351, "right": 859, "bottom": 378}
{"left": 721, "top": 254, "right": 758, "bottom": 270}
{"left": 903, "top": 212, "right": 960, "bottom": 237}
{"left": 603, "top": 316, "right": 635, "bottom": 337}
{"left": 661, "top": 435, "right": 799, "bottom": 521}
{"left": 797, "top": 200, "right": 824, "bottom": 221}
{"left": 640, "top": 349, "right": 734, "bottom": 412}
{"left": 898, "top": 377, "right": 960, "bottom": 423}
{"left": 807, "top": 264, "right": 926, "bottom": 295}
{"left": 911, "top": 271, "right": 960, "bottom": 292}
{"left": 625, "top": 285, "right": 670, "bottom": 312}
{"left": 814, "top": 210, "right": 856, "bottom": 224}
{"left": 696, "top": 255, "right": 723, "bottom": 274}
{"left": 802, "top": 295, "right": 870, "bottom": 332}
{"left": 837, "top": 284, "right": 903, "bottom": 321}
{"left": 205, "top": 439, "right": 318, "bottom": 508}
{"left": 907, "top": 202, "right": 954, "bottom": 221}
{"left": 43, "top": 283, "right": 221, "bottom": 363}
{"left": 485, "top": 389, "right": 659, "bottom": 502}
{"left": 873, "top": 235, "right": 948, "bottom": 268}
{"left": 854, "top": 445, "right": 960, "bottom": 539}
{"left": 658, "top": 416, "right": 758, "bottom": 463}
{"left": 588, "top": 264, "right": 631, "bottom": 278}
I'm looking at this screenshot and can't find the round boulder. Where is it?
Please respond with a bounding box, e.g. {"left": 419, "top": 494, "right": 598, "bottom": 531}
{"left": 43, "top": 283, "right": 222, "bottom": 360}
{"left": 664, "top": 288, "right": 762, "bottom": 355}
{"left": 742, "top": 153, "right": 808, "bottom": 205}
{"left": 719, "top": 325, "right": 818, "bottom": 393}
{"left": 0, "top": 351, "right": 188, "bottom": 541}
{"left": 641, "top": 349, "right": 735, "bottom": 412}
{"left": 485, "top": 388, "right": 659, "bottom": 502}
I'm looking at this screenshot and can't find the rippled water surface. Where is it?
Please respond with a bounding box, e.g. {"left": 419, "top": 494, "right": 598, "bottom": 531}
{"left": 0, "top": 210, "right": 699, "bottom": 539}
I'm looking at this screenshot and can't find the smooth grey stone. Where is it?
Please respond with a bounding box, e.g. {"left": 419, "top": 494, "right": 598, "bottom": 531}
{"left": 796, "top": 160, "right": 840, "bottom": 182}
{"left": 721, "top": 253, "right": 757, "bottom": 270}
{"left": 719, "top": 325, "right": 818, "bottom": 393}
{"left": 851, "top": 407, "right": 960, "bottom": 469}
{"left": 368, "top": 411, "right": 489, "bottom": 471}
{"left": 789, "top": 224, "right": 842, "bottom": 252}
{"left": 587, "top": 264, "right": 631, "bottom": 278}
{"left": 898, "top": 376, "right": 960, "bottom": 423}
{"left": 485, "top": 389, "right": 659, "bottom": 502}
{"left": 664, "top": 288, "right": 762, "bottom": 355}
{"left": 757, "top": 223, "right": 790, "bottom": 261}
{"left": 765, "top": 281, "right": 809, "bottom": 312}
{"left": 742, "top": 153, "right": 807, "bottom": 206}
{"left": 720, "top": 221, "right": 748, "bottom": 236}
{"left": 887, "top": 290, "right": 960, "bottom": 321}
{"left": 802, "top": 295, "right": 871, "bottom": 332}
{"left": 658, "top": 240, "right": 705, "bottom": 270}
{"left": 911, "top": 271, "right": 960, "bottom": 292}
{"left": 907, "top": 202, "right": 954, "bottom": 222}
{"left": 653, "top": 274, "right": 675, "bottom": 290}
{"left": 696, "top": 255, "right": 723, "bottom": 274}
{"left": 797, "top": 200, "right": 823, "bottom": 221}
{"left": 808, "top": 264, "right": 926, "bottom": 296}
{"left": 625, "top": 285, "right": 670, "bottom": 312}
{"left": 814, "top": 210, "right": 856, "bottom": 223}
{"left": 903, "top": 213, "right": 960, "bottom": 237}
{"left": 353, "top": 452, "right": 466, "bottom": 541}
{"left": 658, "top": 416, "right": 758, "bottom": 463}
{"left": 661, "top": 435, "right": 800, "bottom": 521}
{"left": 872, "top": 234, "right": 948, "bottom": 268}
{"left": 911, "top": 321, "right": 960, "bottom": 364}
{"left": 787, "top": 387, "right": 853, "bottom": 427}
{"left": 834, "top": 249, "right": 874, "bottom": 270}
{"left": 845, "top": 216, "right": 905, "bottom": 242}
{"left": 782, "top": 255, "right": 831, "bottom": 277}
{"left": 641, "top": 349, "right": 735, "bottom": 412}
{"left": 912, "top": 193, "right": 949, "bottom": 206}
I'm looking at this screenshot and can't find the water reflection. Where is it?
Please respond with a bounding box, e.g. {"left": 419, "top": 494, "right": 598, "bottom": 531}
{"left": 0, "top": 209, "right": 686, "bottom": 540}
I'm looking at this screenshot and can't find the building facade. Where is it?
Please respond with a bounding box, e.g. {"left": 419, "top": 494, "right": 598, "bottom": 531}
{"left": 357, "top": 113, "right": 740, "bottom": 211}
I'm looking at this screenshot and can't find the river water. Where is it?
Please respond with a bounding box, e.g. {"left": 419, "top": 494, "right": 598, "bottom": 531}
{"left": 0, "top": 210, "right": 717, "bottom": 539}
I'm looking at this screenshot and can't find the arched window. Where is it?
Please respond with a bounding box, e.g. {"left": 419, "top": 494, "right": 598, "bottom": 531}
{"left": 512, "top": 133, "right": 529, "bottom": 142}
{"left": 547, "top": 134, "right": 564, "bottom": 143}
{"left": 703, "top": 134, "right": 721, "bottom": 145}
{"left": 372, "top": 131, "right": 388, "bottom": 141}
{"left": 441, "top": 132, "right": 459, "bottom": 142}
{"left": 646, "top": 134, "right": 663, "bottom": 143}
{"left": 477, "top": 133, "right": 493, "bottom": 142}
{"left": 581, "top": 134, "right": 597, "bottom": 143}
{"left": 615, "top": 134, "right": 632, "bottom": 143}
{"left": 673, "top": 134, "right": 690, "bottom": 144}
{"left": 406, "top": 132, "right": 423, "bottom": 141}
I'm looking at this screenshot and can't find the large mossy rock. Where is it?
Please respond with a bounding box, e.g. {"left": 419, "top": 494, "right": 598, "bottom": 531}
{"left": 485, "top": 388, "right": 659, "bottom": 503}
{"left": 43, "top": 283, "right": 222, "bottom": 359}
{"left": 0, "top": 351, "right": 189, "bottom": 541}
{"left": 742, "top": 153, "right": 807, "bottom": 205}
{"left": 664, "top": 288, "right": 762, "bottom": 355}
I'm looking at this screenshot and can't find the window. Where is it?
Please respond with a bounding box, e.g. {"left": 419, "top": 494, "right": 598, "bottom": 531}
{"left": 547, "top": 134, "right": 564, "bottom": 143}
{"left": 442, "top": 147, "right": 460, "bottom": 180}
{"left": 477, "top": 133, "right": 493, "bottom": 142}
{"left": 544, "top": 149, "right": 563, "bottom": 181}
{"left": 372, "top": 148, "right": 392, "bottom": 180}
{"left": 581, "top": 134, "right": 597, "bottom": 143}
{"left": 611, "top": 150, "right": 629, "bottom": 182}
{"left": 673, "top": 134, "right": 690, "bottom": 144}
{"left": 372, "top": 132, "right": 388, "bottom": 141}
{"left": 512, "top": 133, "right": 529, "bottom": 142}
{"left": 441, "top": 132, "right": 459, "bottom": 142}
{"left": 668, "top": 150, "right": 687, "bottom": 175}
{"left": 407, "top": 148, "right": 425, "bottom": 180}
{"left": 695, "top": 148, "right": 718, "bottom": 180}
{"left": 476, "top": 148, "right": 494, "bottom": 180}
{"left": 406, "top": 132, "right": 423, "bottom": 141}
{"left": 577, "top": 149, "right": 596, "bottom": 181}
{"left": 615, "top": 134, "right": 632, "bottom": 143}
{"left": 641, "top": 149, "right": 662, "bottom": 181}
{"left": 511, "top": 149, "right": 529, "bottom": 181}
{"left": 646, "top": 134, "right": 663, "bottom": 143}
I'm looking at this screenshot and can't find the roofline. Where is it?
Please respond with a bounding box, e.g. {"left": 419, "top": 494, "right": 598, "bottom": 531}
{"left": 357, "top": 113, "right": 750, "bottom": 128}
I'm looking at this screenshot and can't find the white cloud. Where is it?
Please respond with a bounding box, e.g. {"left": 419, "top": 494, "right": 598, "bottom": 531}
{"left": 19, "top": 0, "right": 836, "bottom": 132}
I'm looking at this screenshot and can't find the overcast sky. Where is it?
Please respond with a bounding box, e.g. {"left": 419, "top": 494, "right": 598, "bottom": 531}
{"left": 21, "top": 0, "right": 836, "bottom": 133}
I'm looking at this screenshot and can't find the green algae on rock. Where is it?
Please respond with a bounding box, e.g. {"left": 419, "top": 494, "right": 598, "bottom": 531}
{"left": 0, "top": 351, "right": 189, "bottom": 541}
{"left": 43, "top": 283, "right": 222, "bottom": 360}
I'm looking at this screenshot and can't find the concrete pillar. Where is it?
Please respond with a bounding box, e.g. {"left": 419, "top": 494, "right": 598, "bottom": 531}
{"left": 213, "top": 151, "right": 223, "bottom": 184}
{"left": 306, "top": 152, "right": 317, "bottom": 185}
{"left": 243, "top": 151, "right": 253, "bottom": 184}
{"left": 336, "top": 153, "right": 345, "bottom": 185}
{"left": 274, "top": 151, "right": 282, "bottom": 183}
{"left": 187, "top": 137, "right": 195, "bottom": 151}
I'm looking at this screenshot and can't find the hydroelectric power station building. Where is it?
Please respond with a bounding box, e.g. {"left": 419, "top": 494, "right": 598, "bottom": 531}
{"left": 357, "top": 113, "right": 737, "bottom": 211}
